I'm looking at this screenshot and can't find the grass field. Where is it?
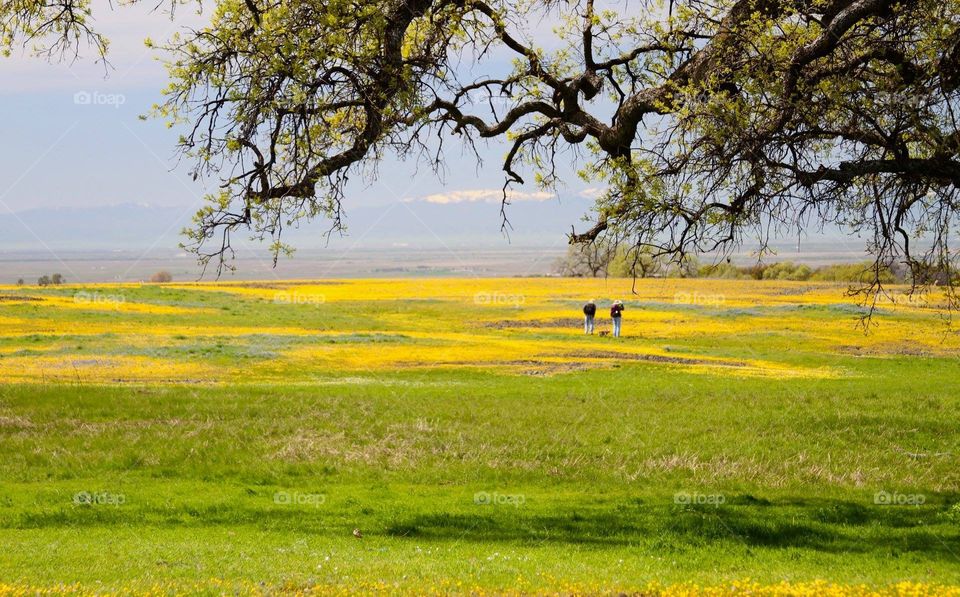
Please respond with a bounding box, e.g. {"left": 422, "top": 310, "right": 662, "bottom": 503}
{"left": 1, "top": 277, "right": 959, "bottom": 595}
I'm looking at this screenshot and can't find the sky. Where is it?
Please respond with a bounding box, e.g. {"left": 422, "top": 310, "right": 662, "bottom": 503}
{"left": 0, "top": 0, "right": 864, "bottom": 272}
{"left": 0, "top": 1, "right": 599, "bottom": 253}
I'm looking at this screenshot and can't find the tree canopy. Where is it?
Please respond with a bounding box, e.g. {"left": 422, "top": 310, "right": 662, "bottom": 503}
{"left": 5, "top": 0, "right": 960, "bottom": 299}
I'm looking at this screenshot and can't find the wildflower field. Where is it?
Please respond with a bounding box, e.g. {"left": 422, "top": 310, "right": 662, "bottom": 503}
{"left": 0, "top": 277, "right": 958, "bottom": 595}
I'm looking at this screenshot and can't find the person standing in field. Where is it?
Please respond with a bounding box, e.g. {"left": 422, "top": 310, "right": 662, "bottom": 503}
{"left": 583, "top": 299, "right": 597, "bottom": 334}
{"left": 610, "top": 300, "right": 624, "bottom": 338}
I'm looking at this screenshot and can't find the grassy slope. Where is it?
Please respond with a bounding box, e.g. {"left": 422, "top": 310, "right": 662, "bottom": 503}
{"left": 0, "top": 281, "right": 958, "bottom": 591}
{"left": 2, "top": 367, "right": 959, "bottom": 590}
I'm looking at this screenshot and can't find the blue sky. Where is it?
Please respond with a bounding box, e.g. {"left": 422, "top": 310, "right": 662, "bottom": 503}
{"left": 0, "top": 2, "right": 593, "bottom": 213}
{"left": 0, "top": 1, "right": 864, "bottom": 266}
{"left": 0, "top": 1, "right": 608, "bottom": 275}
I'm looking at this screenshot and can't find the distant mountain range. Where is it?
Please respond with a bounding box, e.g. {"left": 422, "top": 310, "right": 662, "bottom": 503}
{"left": 0, "top": 199, "right": 596, "bottom": 252}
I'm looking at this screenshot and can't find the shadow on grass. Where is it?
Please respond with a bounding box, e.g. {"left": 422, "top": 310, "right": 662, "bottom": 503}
{"left": 7, "top": 494, "right": 959, "bottom": 560}
{"left": 388, "top": 498, "right": 959, "bottom": 559}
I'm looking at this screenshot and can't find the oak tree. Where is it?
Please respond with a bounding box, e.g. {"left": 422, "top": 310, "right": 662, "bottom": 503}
{"left": 6, "top": 0, "right": 960, "bottom": 304}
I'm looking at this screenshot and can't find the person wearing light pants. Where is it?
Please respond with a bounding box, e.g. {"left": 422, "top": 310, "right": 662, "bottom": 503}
{"left": 582, "top": 299, "right": 597, "bottom": 334}
{"left": 610, "top": 300, "right": 624, "bottom": 337}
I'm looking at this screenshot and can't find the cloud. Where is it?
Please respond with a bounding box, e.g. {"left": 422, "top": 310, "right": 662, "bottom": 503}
{"left": 577, "top": 187, "right": 606, "bottom": 199}
{"left": 0, "top": 5, "right": 208, "bottom": 94}
{"left": 411, "top": 189, "right": 556, "bottom": 205}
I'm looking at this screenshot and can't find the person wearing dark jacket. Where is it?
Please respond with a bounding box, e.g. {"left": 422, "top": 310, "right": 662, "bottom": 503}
{"left": 610, "top": 300, "right": 624, "bottom": 337}
{"left": 582, "top": 299, "right": 597, "bottom": 334}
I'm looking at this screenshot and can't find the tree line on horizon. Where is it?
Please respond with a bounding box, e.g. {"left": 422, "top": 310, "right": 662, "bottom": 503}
{"left": 554, "top": 242, "right": 956, "bottom": 285}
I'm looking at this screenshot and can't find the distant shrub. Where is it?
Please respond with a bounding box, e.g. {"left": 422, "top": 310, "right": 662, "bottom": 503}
{"left": 553, "top": 242, "right": 615, "bottom": 277}
{"left": 908, "top": 261, "right": 957, "bottom": 286}
{"left": 15, "top": 279, "right": 23, "bottom": 286}
{"left": 556, "top": 243, "right": 699, "bottom": 278}
{"left": 660, "top": 255, "right": 700, "bottom": 278}
{"left": 37, "top": 273, "right": 66, "bottom": 287}
{"left": 150, "top": 271, "right": 173, "bottom": 283}
{"left": 698, "top": 260, "right": 910, "bottom": 283}
{"left": 737, "top": 264, "right": 766, "bottom": 280}
{"left": 809, "top": 262, "right": 897, "bottom": 283}
{"left": 760, "top": 262, "right": 812, "bottom": 281}
{"left": 697, "top": 263, "right": 747, "bottom": 279}
{"left": 700, "top": 261, "right": 812, "bottom": 281}
{"left": 561, "top": 249, "right": 944, "bottom": 285}
{"left": 608, "top": 247, "right": 662, "bottom": 278}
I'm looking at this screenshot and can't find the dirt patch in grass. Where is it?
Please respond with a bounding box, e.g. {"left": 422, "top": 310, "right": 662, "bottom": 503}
{"left": 386, "top": 358, "right": 599, "bottom": 376}
{"left": 0, "top": 295, "right": 43, "bottom": 302}
{"left": 518, "top": 362, "right": 596, "bottom": 376}
{"left": 839, "top": 344, "right": 936, "bottom": 357}
{"left": 484, "top": 319, "right": 578, "bottom": 329}
{"left": 569, "top": 350, "right": 747, "bottom": 368}
{"left": 384, "top": 353, "right": 744, "bottom": 375}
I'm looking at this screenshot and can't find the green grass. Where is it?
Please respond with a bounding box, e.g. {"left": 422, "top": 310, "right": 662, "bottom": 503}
{"left": 1, "top": 280, "right": 959, "bottom": 592}
{"left": 1, "top": 363, "right": 959, "bottom": 591}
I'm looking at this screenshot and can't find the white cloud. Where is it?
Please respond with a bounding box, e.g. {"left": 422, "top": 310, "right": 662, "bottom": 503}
{"left": 412, "top": 189, "right": 556, "bottom": 205}
{"left": 578, "top": 187, "right": 606, "bottom": 199}
{"left": 0, "top": 3, "right": 208, "bottom": 94}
